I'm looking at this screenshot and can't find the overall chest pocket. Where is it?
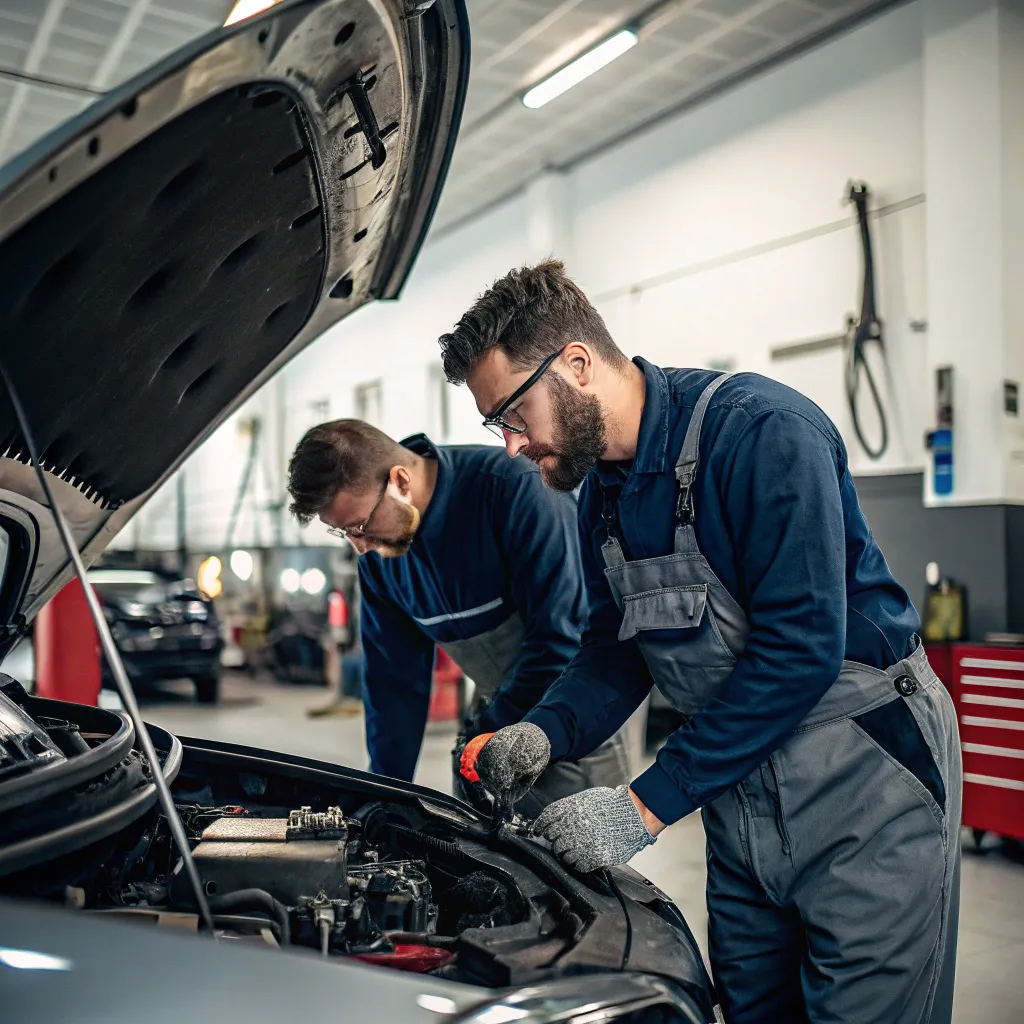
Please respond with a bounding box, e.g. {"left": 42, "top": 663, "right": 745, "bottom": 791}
{"left": 613, "top": 580, "right": 736, "bottom": 715}
{"left": 616, "top": 581, "right": 736, "bottom": 670}
{"left": 619, "top": 584, "right": 707, "bottom": 640}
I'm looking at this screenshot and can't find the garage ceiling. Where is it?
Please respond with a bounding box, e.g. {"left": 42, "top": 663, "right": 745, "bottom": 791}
{"left": 0, "top": 0, "right": 898, "bottom": 235}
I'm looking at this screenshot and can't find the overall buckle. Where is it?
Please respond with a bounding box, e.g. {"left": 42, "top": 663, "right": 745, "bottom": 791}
{"left": 601, "top": 484, "right": 623, "bottom": 538}
{"left": 675, "top": 484, "right": 693, "bottom": 526}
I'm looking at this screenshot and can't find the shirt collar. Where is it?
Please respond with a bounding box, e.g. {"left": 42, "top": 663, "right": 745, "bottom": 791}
{"left": 630, "top": 357, "right": 671, "bottom": 475}
{"left": 399, "top": 433, "right": 449, "bottom": 543}
{"left": 593, "top": 357, "right": 668, "bottom": 486}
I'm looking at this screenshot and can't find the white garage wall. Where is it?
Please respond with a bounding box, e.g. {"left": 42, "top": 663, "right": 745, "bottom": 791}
{"left": 286, "top": 191, "right": 534, "bottom": 444}
{"left": 578, "top": 1, "right": 927, "bottom": 476}
{"left": 116, "top": 1, "right": 931, "bottom": 552}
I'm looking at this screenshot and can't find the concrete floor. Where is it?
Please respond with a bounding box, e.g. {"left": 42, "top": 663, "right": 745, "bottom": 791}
{"left": 139, "top": 672, "right": 1024, "bottom": 1022}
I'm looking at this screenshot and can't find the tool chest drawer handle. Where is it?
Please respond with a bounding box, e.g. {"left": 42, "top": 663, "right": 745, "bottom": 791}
{"left": 962, "top": 694, "right": 1024, "bottom": 711}
{"left": 964, "top": 772, "right": 1024, "bottom": 792}
{"left": 963, "top": 742, "right": 1024, "bottom": 760}
{"left": 960, "top": 715, "right": 1024, "bottom": 732}
{"left": 961, "top": 675, "right": 1024, "bottom": 690}
{"left": 959, "top": 657, "right": 1024, "bottom": 673}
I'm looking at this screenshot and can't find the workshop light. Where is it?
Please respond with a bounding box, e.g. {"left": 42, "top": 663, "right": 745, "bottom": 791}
{"left": 230, "top": 549, "right": 254, "bottom": 582}
{"left": 280, "top": 568, "right": 301, "bottom": 594}
{"left": 301, "top": 567, "right": 327, "bottom": 595}
{"left": 224, "top": 0, "right": 283, "bottom": 26}
{"left": 197, "top": 556, "right": 223, "bottom": 600}
{"left": 522, "top": 29, "right": 638, "bottom": 110}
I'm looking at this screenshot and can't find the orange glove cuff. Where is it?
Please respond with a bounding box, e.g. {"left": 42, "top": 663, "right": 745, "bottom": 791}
{"left": 459, "top": 732, "right": 496, "bottom": 782}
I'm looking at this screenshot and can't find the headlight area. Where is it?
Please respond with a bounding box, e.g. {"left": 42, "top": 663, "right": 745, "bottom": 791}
{"left": 450, "top": 972, "right": 710, "bottom": 1023}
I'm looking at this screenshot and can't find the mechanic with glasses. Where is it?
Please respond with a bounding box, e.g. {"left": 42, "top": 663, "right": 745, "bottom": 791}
{"left": 440, "top": 260, "right": 960, "bottom": 1024}
{"left": 286, "top": 418, "right": 630, "bottom": 813}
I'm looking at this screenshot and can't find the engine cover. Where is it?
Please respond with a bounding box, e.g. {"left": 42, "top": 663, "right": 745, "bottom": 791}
{"left": 177, "top": 807, "right": 349, "bottom": 905}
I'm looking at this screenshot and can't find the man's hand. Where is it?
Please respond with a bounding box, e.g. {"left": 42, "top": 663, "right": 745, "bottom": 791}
{"left": 532, "top": 786, "right": 660, "bottom": 873}
{"left": 460, "top": 722, "right": 551, "bottom": 803}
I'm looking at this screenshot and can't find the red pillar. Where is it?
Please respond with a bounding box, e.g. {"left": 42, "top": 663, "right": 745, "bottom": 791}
{"left": 34, "top": 578, "right": 101, "bottom": 705}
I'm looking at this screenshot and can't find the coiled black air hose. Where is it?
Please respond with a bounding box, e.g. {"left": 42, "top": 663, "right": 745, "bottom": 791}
{"left": 205, "top": 888, "right": 291, "bottom": 944}
{"left": 846, "top": 182, "right": 889, "bottom": 460}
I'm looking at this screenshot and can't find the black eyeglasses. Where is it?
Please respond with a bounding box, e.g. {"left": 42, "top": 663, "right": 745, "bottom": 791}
{"left": 326, "top": 476, "right": 389, "bottom": 540}
{"left": 482, "top": 349, "right": 563, "bottom": 439}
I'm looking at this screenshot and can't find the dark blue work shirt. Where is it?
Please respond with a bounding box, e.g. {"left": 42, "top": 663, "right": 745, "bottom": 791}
{"left": 526, "top": 359, "right": 919, "bottom": 825}
{"left": 360, "top": 435, "right": 586, "bottom": 781}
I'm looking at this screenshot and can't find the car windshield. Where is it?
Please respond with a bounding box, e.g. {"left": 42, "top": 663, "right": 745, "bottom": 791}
{"left": 87, "top": 569, "right": 169, "bottom": 604}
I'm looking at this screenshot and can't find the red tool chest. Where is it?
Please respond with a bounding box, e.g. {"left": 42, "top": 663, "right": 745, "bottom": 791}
{"left": 927, "top": 643, "right": 1024, "bottom": 842}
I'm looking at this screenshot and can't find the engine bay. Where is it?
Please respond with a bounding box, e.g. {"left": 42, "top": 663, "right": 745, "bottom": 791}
{"left": 2, "top": 775, "right": 590, "bottom": 988}
{"left": 102, "top": 799, "right": 530, "bottom": 978}
{"left": 0, "top": 683, "right": 605, "bottom": 988}
{"left": 0, "top": 684, "right": 714, "bottom": 1013}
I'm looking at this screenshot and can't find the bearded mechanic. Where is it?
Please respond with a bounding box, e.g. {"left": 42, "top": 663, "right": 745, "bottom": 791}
{"left": 441, "top": 260, "right": 962, "bottom": 1024}
{"left": 286, "top": 418, "right": 629, "bottom": 812}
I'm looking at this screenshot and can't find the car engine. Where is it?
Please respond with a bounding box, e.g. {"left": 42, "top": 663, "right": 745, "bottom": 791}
{"left": 88, "top": 799, "right": 528, "bottom": 977}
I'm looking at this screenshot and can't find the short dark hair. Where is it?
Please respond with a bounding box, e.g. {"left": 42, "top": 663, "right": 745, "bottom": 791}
{"left": 439, "top": 259, "right": 628, "bottom": 385}
{"left": 287, "top": 419, "right": 411, "bottom": 526}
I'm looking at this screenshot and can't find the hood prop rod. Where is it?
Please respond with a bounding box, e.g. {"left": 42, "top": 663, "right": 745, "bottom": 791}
{"left": 0, "top": 361, "right": 216, "bottom": 937}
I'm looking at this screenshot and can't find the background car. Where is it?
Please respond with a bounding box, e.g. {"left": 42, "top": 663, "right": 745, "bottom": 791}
{"left": 90, "top": 569, "right": 223, "bottom": 703}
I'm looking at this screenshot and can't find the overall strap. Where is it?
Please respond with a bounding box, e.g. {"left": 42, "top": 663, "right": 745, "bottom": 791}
{"left": 674, "top": 373, "right": 733, "bottom": 550}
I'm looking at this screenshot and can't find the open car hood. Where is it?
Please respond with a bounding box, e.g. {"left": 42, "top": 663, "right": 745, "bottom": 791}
{"left": 0, "top": 0, "right": 468, "bottom": 645}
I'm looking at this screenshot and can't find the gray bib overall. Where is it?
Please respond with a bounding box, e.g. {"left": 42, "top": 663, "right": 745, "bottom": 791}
{"left": 601, "top": 374, "right": 961, "bottom": 1023}
{"left": 443, "top": 614, "right": 630, "bottom": 819}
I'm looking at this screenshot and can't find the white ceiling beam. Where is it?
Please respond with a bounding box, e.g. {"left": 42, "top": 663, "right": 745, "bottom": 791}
{"left": 0, "top": 0, "right": 71, "bottom": 157}
{"left": 476, "top": 0, "right": 587, "bottom": 77}
{"left": 90, "top": 0, "right": 154, "bottom": 91}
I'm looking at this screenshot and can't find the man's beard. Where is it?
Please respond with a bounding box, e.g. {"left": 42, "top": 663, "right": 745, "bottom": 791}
{"left": 523, "top": 373, "right": 606, "bottom": 492}
{"left": 366, "top": 502, "right": 421, "bottom": 558}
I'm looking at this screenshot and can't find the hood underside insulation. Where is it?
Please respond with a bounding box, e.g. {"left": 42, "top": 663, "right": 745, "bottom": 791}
{"left": 0, "top": 85, "right": 326, "bottom": 509}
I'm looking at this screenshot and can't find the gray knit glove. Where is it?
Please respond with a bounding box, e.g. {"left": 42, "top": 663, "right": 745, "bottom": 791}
{"left": 532, "top": 786, "right": 655, "bottom": 873}
{"left": 473, "top": 722, "right": 551, "bottom": 803}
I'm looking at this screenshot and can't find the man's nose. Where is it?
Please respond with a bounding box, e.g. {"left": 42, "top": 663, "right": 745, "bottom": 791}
{"left": 348, "top": 535, "right": 371, "bottom": 556}
{"left": 504, "top": 429, "right": 529, "bottom": 458}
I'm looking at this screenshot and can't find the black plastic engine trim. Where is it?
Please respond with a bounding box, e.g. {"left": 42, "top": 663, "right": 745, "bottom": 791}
{"left": 0, "top": 696, "right": 134, "bottom": 815}
{"left": 0, "top": 726, "right": 181, "bottom": 879}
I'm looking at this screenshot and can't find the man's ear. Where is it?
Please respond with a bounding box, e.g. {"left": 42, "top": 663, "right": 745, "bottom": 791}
{"left": 563, "top": 341, "right": 595, "bottom": 388}
{"left": 390, "top": 464, "right": 413, "bottom": 497}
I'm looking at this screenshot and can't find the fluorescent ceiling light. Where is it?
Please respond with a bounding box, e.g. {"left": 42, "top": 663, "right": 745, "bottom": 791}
{"left": 523, "top": 30, "right": 638, "bottom": 110}
{"left": 224, "top": 0, "right": 283, "bottom": 27}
